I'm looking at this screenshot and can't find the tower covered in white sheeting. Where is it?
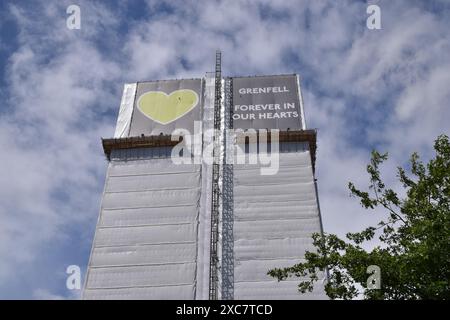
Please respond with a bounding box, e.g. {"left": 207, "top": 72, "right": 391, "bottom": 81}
{"left": 83, "top": 63, "right": 327, "bottom": 299}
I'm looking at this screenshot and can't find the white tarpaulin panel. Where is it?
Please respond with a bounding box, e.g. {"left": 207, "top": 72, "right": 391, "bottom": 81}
{"left": 99, "top": 206, "right": 198, "bottom": 227}
{"left": 90, "top": 243, "right": 197, "bottom": 267}
{"left": 102, "top": 188, "right": 200, "bottom": 209}
{"left": 232, "top": 151, "right": 327, "bottom": 299}
{"left": 108, "top": 160, "right": 198, "bottom": 176}
{"left": 234, "top": 281, "right": 325, "bottom": 300}
{"left": 84, "top": 157, "right": 201, "bottom": 300}
{"left": 84, "top": 284, "right": 195, "bottom": 300}
{"left": 234, "top": 150, "right": 312, "bottom": 169}
{"left": 234, "top": 218, "right": 321, "bottom": 240}
{"left": 87, "top": 263, "right": 196, "bottom": 288}
{"left": 114, "top": 83, "right": 136, "bottom": 138}
{"left": 105, "top": 171, "right": 200, "bottom": 193}
{"left": 234, "top": 165, "right": 313, "bottom": 185}
{"left": 234, "top": 182, "right": 316, "bottom": 203}
{"left": 235, "top": 259, "right": 326, "bottom": 282}
{"left": 234, "top": 238, "right": 314, "bottom": 260}
{"left": 234, "top": 202, "right": 319, "bottom": 221}
{"left": 94, "top": 224, "right": 196, "bottom": 247}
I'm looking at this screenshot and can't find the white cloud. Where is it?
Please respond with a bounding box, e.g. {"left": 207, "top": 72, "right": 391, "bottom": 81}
{"left": 32, "top": 289, "right": 65, "bottom": 300}
{"left": 32, "top": 288, "right": 81, "bottom": 300}
{"left": 0, "top": 1, "right": 121, "bottom": 297}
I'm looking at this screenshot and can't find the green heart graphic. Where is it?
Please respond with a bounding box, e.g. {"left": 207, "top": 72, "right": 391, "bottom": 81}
{"left": 137, "top": 89, "right": 199, "bottom": 125}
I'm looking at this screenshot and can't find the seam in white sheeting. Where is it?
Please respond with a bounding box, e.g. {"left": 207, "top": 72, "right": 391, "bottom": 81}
{"left": 104, "top": 187, "right": 201, "bottom": 194}
{"left": 108, "top": 170, "right": 199, "bottom": 177}
{"left": 102, "top": 204, "right": 196, "bottom": 210}
{"left": 235, "top": 235, "right": 316, "bottom": 241}
{"left": 234, "top": 216, "right": 320, "bottom": 222}
{"left": 90, "top": 261, "right": 197, "bottom": 269}
{"left": 235, "top": 257, "right": 314, "bottom": 262}
{"left": 233, "top": 279, "right": 313, "bottom": 284}
{"left": 97, "top": 222, "right": 194, "bottom": 229}
{"left": 86, "top": 283, "right": 195, "bottom": 290}
{"left": 235, "top": 181, "right": 314, "bottom": 187}
{"left": 233, "top": 164, "right": 312, "bottom": 171}
{"left": 233, "top": 181, "right": 314, "bottom": 187}
{"left": 233, "top": 199, "right": 317, "bottom": 204}
{"left": 94, "top": 241, "right": 197, "bottom": 249}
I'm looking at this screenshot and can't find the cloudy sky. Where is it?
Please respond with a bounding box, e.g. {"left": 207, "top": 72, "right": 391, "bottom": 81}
{"left": 0, "top": 0, "right": 449, "bottom": 299}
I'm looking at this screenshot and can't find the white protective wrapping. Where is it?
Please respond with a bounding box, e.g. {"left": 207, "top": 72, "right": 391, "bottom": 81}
{"left": 85, "top": 74, "right": 326, "bottom": 300}
{"left": 232, "top": 150, "right": 327, "bottom": 299}
{"left": 83, "top": 159, "right": 201, "bottom": 300}
{"left": 84, "top": 285, "right": 195, "bottom": 300}
{"left": 195, "top": 76, "right": 215, "bottom": 299}
{"left": 296, "top": 74, "right": 307, "bottom": 130}
{"left": 114, "top": 83, "right": 137, "bottom": 138}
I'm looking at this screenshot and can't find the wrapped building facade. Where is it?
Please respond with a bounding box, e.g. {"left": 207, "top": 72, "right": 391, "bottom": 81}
{"left": 83, "top": 62, "right": 326, "bottom": 299}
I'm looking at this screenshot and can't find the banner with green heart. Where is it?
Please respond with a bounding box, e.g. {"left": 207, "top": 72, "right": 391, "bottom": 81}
{"left": 137, "top": 89, "right": 199, "bottom": 125}
{"left": 128, "top": 79, "right": 202, "bottom": 136}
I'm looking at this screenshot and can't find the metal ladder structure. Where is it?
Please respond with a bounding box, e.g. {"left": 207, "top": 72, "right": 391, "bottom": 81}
{"left": 209, "top": 50, "right": 222, "bottom": 300}
{"left": 221, "top": 77, "right": 234, "bottom": 300}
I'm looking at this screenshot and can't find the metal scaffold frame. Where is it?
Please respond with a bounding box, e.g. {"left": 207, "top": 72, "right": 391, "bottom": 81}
{"left": 209, "top": 50, "right": 222, "bottom": 300}
{"left": 221, "top": 77, "right": 234, "bottom": 300}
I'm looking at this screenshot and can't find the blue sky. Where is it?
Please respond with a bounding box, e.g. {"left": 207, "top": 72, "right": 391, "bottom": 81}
{"left": 0, "top": 0, "right": 449, "bottom": 299}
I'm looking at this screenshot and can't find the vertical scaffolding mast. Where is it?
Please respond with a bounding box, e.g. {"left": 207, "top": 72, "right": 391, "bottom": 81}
{"left": 221, "top": 77, "right": 234, "bottom": 299}
{"left": 209, "top": 50, "right": 222, "bottom": 300}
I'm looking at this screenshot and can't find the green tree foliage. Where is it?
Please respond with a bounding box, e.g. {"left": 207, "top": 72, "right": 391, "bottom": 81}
{"left": 268, "top": 135, "right": 450, "bottom": 299}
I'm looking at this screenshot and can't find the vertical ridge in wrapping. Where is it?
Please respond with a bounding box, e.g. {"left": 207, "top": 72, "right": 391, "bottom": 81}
{"left": 114, "top": 83, "right": 137, "bottom": 138}
{"left": 195, "top": 75, "right": 215, "bottom": 299}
